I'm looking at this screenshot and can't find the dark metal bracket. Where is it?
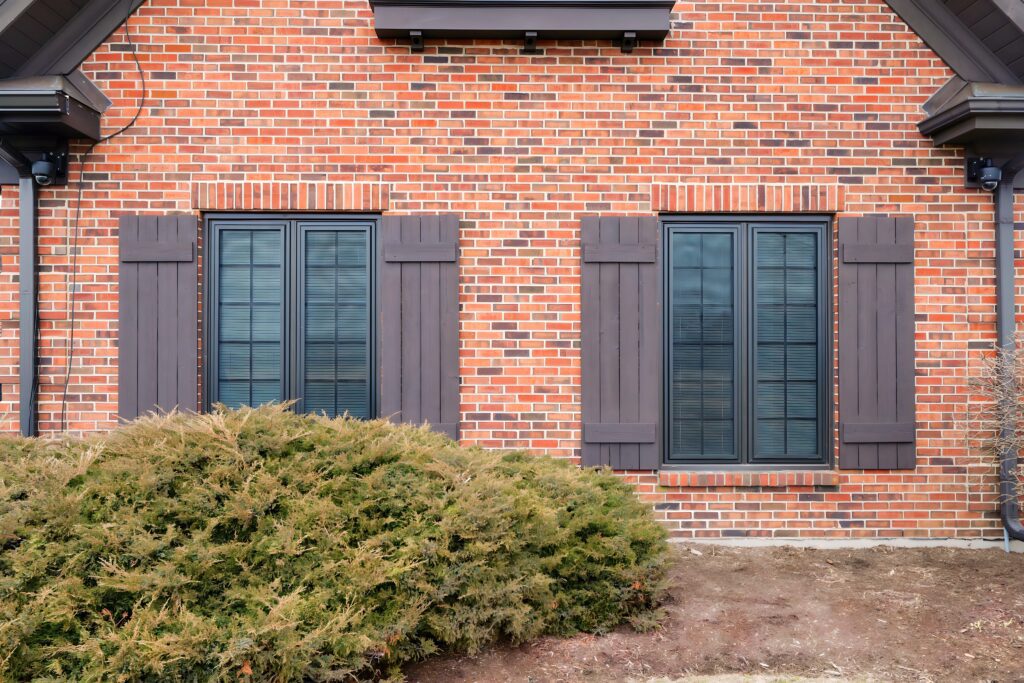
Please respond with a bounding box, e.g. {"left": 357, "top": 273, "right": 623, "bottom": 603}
{"left": 410, "top": 30, "right": 424, "bottom": 52}
{"left": 523, "top": 31, "right": 539, "bottom": 54}
{"left": 41, "top": 147, "right": 69, "bottom": 186}
{"left": 620, "top": 31, "right": 637, "bottom": 53}
{"left": 965, "top": 156, "right": 991, "bottom": 188}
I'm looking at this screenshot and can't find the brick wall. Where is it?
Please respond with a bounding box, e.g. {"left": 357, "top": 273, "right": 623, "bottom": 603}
{"left": 0, "top": 0, "right": 1017, "bottom": 538}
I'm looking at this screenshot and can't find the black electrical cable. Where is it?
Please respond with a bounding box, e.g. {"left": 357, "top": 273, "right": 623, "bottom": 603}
{"left": 60, "top": 0, "right": 147, "bottom": 432}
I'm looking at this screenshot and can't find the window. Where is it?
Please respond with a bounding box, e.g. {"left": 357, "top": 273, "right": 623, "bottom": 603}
{"left": 665, "top": 217, "right": 829, "bottom": 466}
{"left": 206, "top": 216, "right": 375, "bottom": 418}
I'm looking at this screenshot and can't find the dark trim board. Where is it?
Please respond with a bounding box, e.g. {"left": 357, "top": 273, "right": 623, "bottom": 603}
{"left": 370, "top": 0, "right": 674, "bottom": 40}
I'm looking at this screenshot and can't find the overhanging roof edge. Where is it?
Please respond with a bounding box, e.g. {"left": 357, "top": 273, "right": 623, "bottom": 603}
{"left": 883, "top": 0, "right": 1021, "bottom": 85}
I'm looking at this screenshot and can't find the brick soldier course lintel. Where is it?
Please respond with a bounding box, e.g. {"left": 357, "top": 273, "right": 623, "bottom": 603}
{"left": 652, "top": 184, "right": 846, "bottom": 214}
{"left": 192, "top": 182, "right": 389, "bottom": 212}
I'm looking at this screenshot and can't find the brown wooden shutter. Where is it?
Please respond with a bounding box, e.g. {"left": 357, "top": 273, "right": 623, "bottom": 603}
{"left": 838, "top": 215, "right": 916, "bottom": 470}
{"left": 581, "top": 216, "right": 661, "bottom": 469}
{"left": 118, "top": 214, "right": 199, "bottom": 420}
{"left": 380, "top": 215, "right": 460, "bottom": 439}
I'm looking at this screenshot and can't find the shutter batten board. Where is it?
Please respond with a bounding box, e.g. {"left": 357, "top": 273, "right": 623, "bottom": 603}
{"left": 580, "top": 216, "right": 602, "bottom": 466}
{"left": 583, "top": 243, "right": 657, "bottom": 263}
{"left": 118, "top": 214, "right": 199, "bottom": 420}
{"left": 584, "top": 423, "right": 657, "bottom": 444}
{"left": 838, "top": 215, "right": 916, "bottom": 470}
{"left": 581, "top": 215, "right": 661, "bottom": 469}
{"left": 121, "top": 240, "right": 194, "bottom": 263}
{"left": 599, "top": 217, "right": 621, "bottom": 468}
{"left": 842, "top": 243, "right": 913, "bottom": 264}
{"left": 420, "top": 216, "right": 442, "bottom": 430}
{"left": 638, "top": 217, "right": 661, "bottom": 470}
{"left": 119, "top": 219, "right": 139, "bottom": 420}
{"left": 379, "top": 214, "right": 460, "bottom": 439}
{"left": 842, "top": 422, "right": 915, "bottom": 444}
{"left": 618, "top": 217, "right": 642, "bottom": 469}
{"left": 384, "top": 243, "right": 457, "bottom": 262}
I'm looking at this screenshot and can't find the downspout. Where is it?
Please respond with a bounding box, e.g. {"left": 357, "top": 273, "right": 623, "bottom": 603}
{"left": 995, "top": 157, "right": 1024, "bottom": 541}
{"left": 18, "top": 176, "right": 37, "bottom": 437}
{"left": 0, "top": 138, "right": 37, "bottom": 436}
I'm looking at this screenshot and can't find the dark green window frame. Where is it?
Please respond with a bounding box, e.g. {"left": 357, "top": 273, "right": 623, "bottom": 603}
{"left": 663, "top": 216, "right": 831, "bottom": 467}
{"left": 203, "top": 214, "right": 378, "bottom": 418}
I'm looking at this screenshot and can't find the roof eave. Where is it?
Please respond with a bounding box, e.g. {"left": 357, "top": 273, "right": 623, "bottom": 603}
{"left": 919, "top": 98, "right": 1024, "bottom": 153}
{"left": 0, "top": 76, "right": 103, "bottom": 141}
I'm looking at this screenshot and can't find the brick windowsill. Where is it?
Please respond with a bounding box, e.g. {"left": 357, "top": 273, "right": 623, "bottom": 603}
{"left": 659, "top": 470, "right": 840, "bottom": 488}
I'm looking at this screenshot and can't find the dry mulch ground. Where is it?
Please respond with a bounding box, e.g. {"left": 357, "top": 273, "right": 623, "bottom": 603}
{"left": 406, "top": 544, "right": 1024, "bottom": 682}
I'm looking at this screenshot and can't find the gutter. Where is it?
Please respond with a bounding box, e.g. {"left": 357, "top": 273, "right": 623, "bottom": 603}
{"left": 995, "top": 158, "right": 1024, "bottom": 541}
{"left": 918, "top": 98, "right": 1024, "bottom": 139}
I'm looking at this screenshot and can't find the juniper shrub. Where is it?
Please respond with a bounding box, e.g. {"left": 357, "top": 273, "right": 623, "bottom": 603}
{"left": 0, "top": 405, "right": 667, "bottom": 681}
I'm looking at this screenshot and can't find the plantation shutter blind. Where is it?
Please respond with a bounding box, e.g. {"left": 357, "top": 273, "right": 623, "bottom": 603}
{"left": 838, "top": 215, "right": 916, "bottom": 470}
{"left": 379, "top": 215, "right": 460, "bottom": 439}
{"left": 118, "top": 214, "right": 199, "bottom": 420}
{"left": 581, "top": 216, "right": 662, "bottom": 469}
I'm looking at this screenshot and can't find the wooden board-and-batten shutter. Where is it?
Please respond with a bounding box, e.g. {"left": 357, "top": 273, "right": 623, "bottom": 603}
{"left": 581, "top": 216, "right": 661, "bottom": 469}
{"left": 839, "top": 216, "right": 916, "bottom": 470}
{"left": 118, "top": 214, "right": 199, "bottom": 420}
{"left": 380, "top": 215, "right": 460, "bottom": 439}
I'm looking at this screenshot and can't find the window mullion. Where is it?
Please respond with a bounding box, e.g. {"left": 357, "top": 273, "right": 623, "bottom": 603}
{"left": 739, "top": 224, "right": 751, "bottom": 465}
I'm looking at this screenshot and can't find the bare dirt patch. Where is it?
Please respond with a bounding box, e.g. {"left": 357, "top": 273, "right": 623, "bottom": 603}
{"left": 406, "top": 545, "right": 1024, "bottom": 682}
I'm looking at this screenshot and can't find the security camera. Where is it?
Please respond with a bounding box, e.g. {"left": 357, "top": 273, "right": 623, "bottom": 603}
{"left": 31, "top": 159, "right": 56, "bottom": 186}
{"left": 979, "top": 164, "right": 1003, "bottom": 192}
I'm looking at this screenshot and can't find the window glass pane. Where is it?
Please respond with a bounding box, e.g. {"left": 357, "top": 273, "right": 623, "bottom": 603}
{"left": 753, "top": 230, "right": 819, "bottom": 460}
{"left": 669, "top": 231, "right": 736, "bottom": 460}
{"left": 302, "top": 229, "right": 370, "bottom": 419}
{"left": 216, "top": 229, "right": 283, "bottom": 408}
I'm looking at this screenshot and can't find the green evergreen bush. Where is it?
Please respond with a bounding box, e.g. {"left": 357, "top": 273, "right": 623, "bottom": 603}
{"left": 0, "top": 405, "right": 667, "bottom": 681}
